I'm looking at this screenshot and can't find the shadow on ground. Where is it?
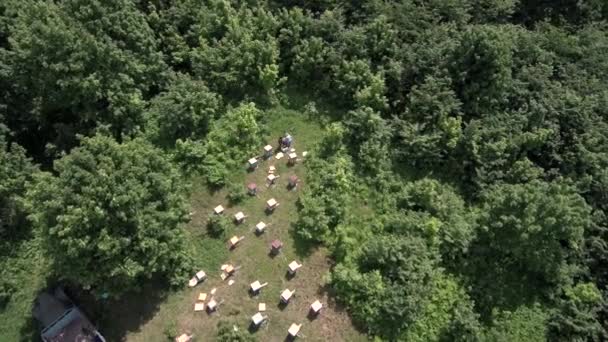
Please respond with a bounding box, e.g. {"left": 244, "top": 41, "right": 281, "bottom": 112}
{"left": 288, "top": 224, "right": 317, "bottom": 258}
{"left": 69, "top": 278, "right": 171, "bottom": 341}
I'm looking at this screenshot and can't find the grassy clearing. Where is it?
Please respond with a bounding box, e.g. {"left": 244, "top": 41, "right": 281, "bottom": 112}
{"left": 118, "top": 107, "right": 365, "bottom": 341}
{"left": 0, "top": 106, "right": 364, "bottom": 341}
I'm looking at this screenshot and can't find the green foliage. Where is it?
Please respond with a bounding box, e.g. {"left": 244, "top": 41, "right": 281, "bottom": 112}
{"left": 0, "top": 135, "right": 37, "bottom": 237}
{"left": 331, "top": 234, "right": 438, "bottom": 340}
{"left": 393, "top": 76, "right": 463, "bottom": 167}
{"left": 548, "top": 282, "right": 606, "bottom": 341}
{"left": 392, "top": 178, "right": 475, "bottom": 265}
{"left": 6, "top": 0, "right": 167, "bottom": 148}
{"left": 2, "top": 0, "right": 608, "bottom": 340}
{"left": 405, "top": 274, "right": 480, "bottom": 342}
{"left": 468, "top": 180, "right": 590, "bottom": 312}
{"left": 226, "top": 182, "right": 247, "bottom": 204}
{"left": 207, "top": 214, "right": 230, "bottom": 238}
{"left": 163, "top": 320, "right": 178, "bottom": 340}
{"left": 295, "top": 151, "right": 354, "bottom": 242}
{"left": 25, "top": 134, "right": 190, "bottom": 297}
{"left": 482, "top": 305, "right": 550, "bottom": 342}
{"left": 216, "top": 321, "right": 255, "bottom": 342}
{"left": 451, "top": 25, "right": 514, "bottom": 116}
{"left": 201, "top": 103, "right": 264, "bottom": 187}
{"left": 145, "top": 74, "right": 223, "bottom": 147}
{"left": 190, "top": 1, "right": 284, "bottom": 101}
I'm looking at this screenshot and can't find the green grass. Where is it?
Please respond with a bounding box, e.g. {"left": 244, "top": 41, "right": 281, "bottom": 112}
{"left": 0, "top": 106, "right": 365, "bottom": 342}
{"left": 117, "top": 107, "right": 365, "bottom": 341}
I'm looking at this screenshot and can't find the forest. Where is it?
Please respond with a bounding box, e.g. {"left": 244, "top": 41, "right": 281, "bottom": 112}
{"left": 1, "top": 0, "right": 608, "bottom": 341}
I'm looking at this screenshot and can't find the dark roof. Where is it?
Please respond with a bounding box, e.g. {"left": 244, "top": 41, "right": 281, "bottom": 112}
{"left": 42, "top": 307, "right": 99, "bottom": 342}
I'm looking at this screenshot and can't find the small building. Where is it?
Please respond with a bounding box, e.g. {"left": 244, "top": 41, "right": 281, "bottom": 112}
{"left": 248, "top": 157, "right": 258, "bottom": 170}
{"left": 207, "top": 298, "right": 218, "bottom": 312}
{"left": 288, "top": 261, "right": 301, "bottom": 275}
{"left": 287, "top": 152, "right": 298, "bottom": 165}
{"left": 229, "top": 236, "right": 244, "bottom": 249}
{"left": 251, "top": 312, "right": 268, "bottom": 327}
{"left": 266, "top": 198, "right": 279, "bottom": 212}
{"left": 267, "top": 174, "right": 280, "bottom": 185}
{"left": 188, "top": 270, "right": 206, "bottom": 287}
{"left": 214, "top": 205, "right": 225, "bottom": 215}
{"left": 255, "top": 221, "right": 267, "bottom": 234}
{"left": 288, "top": 323, "right": 302, "bottom": 338}
{"left": 270, "top": 239, "right": 283, "bottom": 255}
{"left": 33, "top": 288, "right": 107, "bottom": 342}
{"left": 234, "top": 211, "right": 246, "bottom": 224}
{"left": 280, "top": 289, "right": 295, "bottom": 304}
{"left": 250, "top": 280, "right": 268, "bottom": 294}
{"left": 288, "top": 175, "right": 299, "bottom": 189}
{"left": 194, "top": 302, "right": 205, "bottom": 312}
{"left": 175, "top": 334, "right": 193, "bottom": 342}
{"left": 263, "top": 145, "right": 273, "bottom": 158}
{"left": 310, "top": 300, "right": 323, "bottom": 315}
{"left": 247, "top": 183, "right": 257, "bottom": 196}
{"left": 268, "top": 165, "right": 276, "bottom": 174}
{"left": 258, "top": 303, "right": 267, "bottom": 312}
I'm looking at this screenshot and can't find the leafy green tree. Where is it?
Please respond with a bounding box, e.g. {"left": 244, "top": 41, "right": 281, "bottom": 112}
{"left": 469, "top": 180, "right": 590, "bottom": 312}
{"left": 548, "top": 282, "right": 606, "bottom": 341}
{"left": 201, "top": 103, "right": 264, "bottom": 187}
{"left": 144, "top": 74, "right": 223, "bottom": 147}
{"left": 207, "top": 214, "right": 230, "bottom": 238}
{"left": 392, "top": 178, "right": 476, "bottom": 265}
{"left": 393, "top": 76, "right": 463, "bottom": 167}
{"left": 406, "top": 273, "right": 481, "bottom": 342}
{"left": 331, "top": 234, "right": 438, "bottom": 340}
{"left": 0, "top": 125, "right": 37, "bottom": 237}
{"left": 25, "top": 134, "right": 190, "bottom": 297}
{"left": 482, "top": 305, "right": 550, "bottom": 342}
{"left": 6, "top": 0, "right": 167, "bottom": 149}
{"left": 451, "top": 26, "right": 514, "bottom": 117}
{"left": 295, "top": 153, "right": 354, "bottom": 242}
{"left": 190, "top": 2, "right": 284, "bottom": 101}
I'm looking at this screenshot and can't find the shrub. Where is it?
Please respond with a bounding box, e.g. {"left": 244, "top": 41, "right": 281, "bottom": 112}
{"left": 207, "top": 214, "right": 230, "bottom": 238}
{"left": 226, "top": 182, "right": 246, "bottom": 204}
{"left": 163, "top": 320, "right": 178, "bottom": 341}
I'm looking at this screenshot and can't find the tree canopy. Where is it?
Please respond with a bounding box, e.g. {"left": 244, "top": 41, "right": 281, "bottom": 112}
{"left": 1, "top": 0, "right": 608, "bottom": 340}
{"left": 25, "top": 134, "right": 190, "bottom": 296}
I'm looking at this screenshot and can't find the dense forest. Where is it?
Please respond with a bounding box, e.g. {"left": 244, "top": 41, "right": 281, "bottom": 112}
{"left": 1, "top": 0, "right": 608, "bottom": 341}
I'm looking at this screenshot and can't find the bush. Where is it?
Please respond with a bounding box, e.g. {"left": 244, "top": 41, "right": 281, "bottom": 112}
{"left": 226, "top": 182, "right": 246, "bottom": 204}
{"left": 163, "top": 320, "right": 178, "bottom": 341}
{"left": 216, "top": 321, "right": 254, "bottom": 342}
{"left": 0, "top": 279, "right": 15, "bottom": 309}
{"left": 207, "top": 214, "right": 230, "bottom": 238}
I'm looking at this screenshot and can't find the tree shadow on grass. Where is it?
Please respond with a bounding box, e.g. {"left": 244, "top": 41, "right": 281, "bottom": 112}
{"left": 288, "top": 224, "right": 318, "bottom": 259}
{"left": 68, "top": 278, "right": 171, "bottom": 341}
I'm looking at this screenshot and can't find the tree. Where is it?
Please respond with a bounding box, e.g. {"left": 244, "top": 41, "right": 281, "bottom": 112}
{"left": 548, "top": 282, "right": 606, "bottom": 341}
{"left": 468, "top": 180, "right": 591, "bottom": 312}
{"left": 331, "top": 234, "right": 438, "bottom": 340}
{"left": 200, "top": 103, "right": 264, "bottom": 187}
{"left": 451, "top": 26, "right": 514, "bottom": 117}
{"left": 0, "top": 124, "right": 36, "bottom": 238}
{"left": 482, "top": 304, "right": 550, "bottom": 342}
{"left": 25, "top": 134, "right": 190, "bottom": 297}
{"left": 6, "top": 0, "right": 167, "bottom": 150}
{"left": 144, "top": 74, "right": 223, "bottom": 148}
{"left": 393, "top": 76, "right": 463, "bottom": 167}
